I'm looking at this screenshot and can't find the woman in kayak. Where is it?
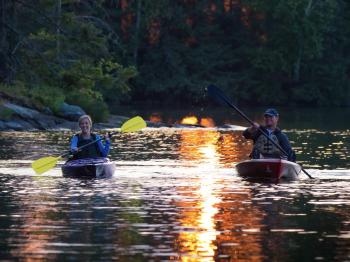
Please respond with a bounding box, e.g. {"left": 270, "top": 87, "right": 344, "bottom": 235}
{"left": 243, "top": 108, "right": 296, "bottom": 162}
{"left": 70, "top": 115, "right": 110, "bottom": 159}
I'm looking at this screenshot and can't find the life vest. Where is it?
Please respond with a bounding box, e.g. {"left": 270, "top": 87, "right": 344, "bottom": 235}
{"left": 72, "top": 133, "right": 101, "bottom": 159}
{"left": 252, "top": 131, "right": 284, "bottom": 159}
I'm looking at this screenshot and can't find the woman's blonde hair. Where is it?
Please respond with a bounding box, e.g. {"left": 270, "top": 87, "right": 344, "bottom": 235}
{"left": 78, "top": 115, "right": 92, "bottom": 127}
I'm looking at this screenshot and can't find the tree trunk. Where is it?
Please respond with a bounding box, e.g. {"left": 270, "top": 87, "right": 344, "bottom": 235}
{"left": 293, "top": 0, "right": 313, "bottom": 82}
{"left": 0, "top": 0, "right": 6, "bottom": 82}
{"left": 1, "top": 0, "right": 5, "bottom": 49}
{"left": 56, "top": 0, "right": 61, "bottom": 61}
{"left": 133, "top": 0, "right": 142, "bottom": 67}
{"left": 8, "top": 0, "right": 17, "bottom": 83}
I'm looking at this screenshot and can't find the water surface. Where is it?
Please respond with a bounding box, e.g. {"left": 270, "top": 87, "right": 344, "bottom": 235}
{"left": 0, "top": 109, "right": 350, "bottom": 261}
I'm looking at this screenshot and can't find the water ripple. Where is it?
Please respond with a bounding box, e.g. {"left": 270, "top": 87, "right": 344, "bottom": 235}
{"left": 0, "top": 129, "right": 349, "bottom": 261}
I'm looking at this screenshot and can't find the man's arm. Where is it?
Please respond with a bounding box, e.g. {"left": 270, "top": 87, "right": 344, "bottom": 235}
{"left": 243, "top": 123, "right": 260, "bottom": 140}
{"left": 279, "top": 133, "right": 296, "bottom": 162}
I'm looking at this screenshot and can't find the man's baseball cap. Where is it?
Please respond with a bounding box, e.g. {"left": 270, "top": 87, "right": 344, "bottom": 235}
{"left": 264, "top": 108, "right": 279, "bottom": 117}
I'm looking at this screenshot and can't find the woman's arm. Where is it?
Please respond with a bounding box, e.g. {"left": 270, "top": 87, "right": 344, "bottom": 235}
{"left": 95, "top": 134, "right": 110, "bottom": 157}
{"left": 70, "top": 135, "right": 79, "bottom": 152}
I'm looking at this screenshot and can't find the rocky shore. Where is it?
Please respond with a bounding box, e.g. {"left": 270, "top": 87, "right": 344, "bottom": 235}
{"left": 0, "top": 99, "right": 245, "bottom": 131}
{"left": 0, "top": 99, "right": 173, "bottom": 131}
{"left": 0, "top": 101, "right": 132, "bottom": 131}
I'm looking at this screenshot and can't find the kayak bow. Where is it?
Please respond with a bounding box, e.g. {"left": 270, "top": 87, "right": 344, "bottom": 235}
{"left": 236, "top": 159, "right": 301, "bottom": 181}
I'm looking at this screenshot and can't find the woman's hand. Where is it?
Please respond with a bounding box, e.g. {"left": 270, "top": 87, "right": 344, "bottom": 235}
{"left": 105, "top": 132, "right": 112, "bottom": 142}
{"left": 71, "top": 147, "right": 79, "bottom": 153}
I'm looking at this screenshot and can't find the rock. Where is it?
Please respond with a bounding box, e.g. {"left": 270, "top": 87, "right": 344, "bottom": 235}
{"left": 35, "top": 118, "right": 58, "bottom": 129}
{"left": 42, "top": 107, "right": 53, "bottom": 115}
{"left": 15, "top": 119, "right": 37, "bottom": 130}
{"left": 58, "top": 103, "right": 86, "bottom": 121}
{"left": 93, "top": 115, "right": 130, "bottom": 129}
{"left": 1, "top": 118, "right": 43, "bottom": 131}
{"left": 54, "top": 121, "right": 79, "bottom": 131}
{"left": 94, "top": 123, "right": 116, "bottom": 129}
{"left": 108, "top": 115, "right": 129, "bottom": 126}
{"left": 0, "top": 105, "right": 14, "bottom": 121}
{"left": 146, "top": 121, "right": 169, "bottom": 128}
{"left": 0, "top": 121, "right": 6, "bottom": 130}
{"left": 2, "top": 102, "right": 77, "bottom": 130}
{"left": 3, "top": 103, "right": 39, "bottom": 119}
{"left": 4, "top": 121, "right": 25, "bottom": 131}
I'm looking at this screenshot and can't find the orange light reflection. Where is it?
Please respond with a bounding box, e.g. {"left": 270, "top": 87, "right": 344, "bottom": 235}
{"left": 178, "top": 130, "right": 252, "bottom": 167}
{"left": 149, "top": 113, "right": 162, "bottom": 123}
{"left": 175, "top": 129, "right": 265, "bottom": 261}
{"left": 10, "top": 180, "right": 60, "bottom": 261}
{"left": 181, "top": 116, "right": 199, "bottom": 125}
{"left": 200, "top": 117, "right": 215, "bottom": 128}
{"left": 176, "top": 130, "right": 220, "bottom": 261}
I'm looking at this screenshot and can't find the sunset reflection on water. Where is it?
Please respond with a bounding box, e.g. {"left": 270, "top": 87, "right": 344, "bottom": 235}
{"left": 178, "top": 129, "right": 251, "bottom": 166}
{"left": 175, "top": 129, "right": 264, "bottom": 261}
{"left": 176, "top": 130, "right": 220, "bottom": 260}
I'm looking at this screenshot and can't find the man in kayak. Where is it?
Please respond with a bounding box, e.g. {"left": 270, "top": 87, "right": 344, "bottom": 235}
{"left": 242, "top": 108, "right": 296, "bottom": 162}
{"left": 70, "top": 115, "right": 110, "bottom": 159}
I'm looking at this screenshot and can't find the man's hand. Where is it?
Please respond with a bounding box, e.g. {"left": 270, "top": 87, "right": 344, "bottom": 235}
{"left": 249, "top": 122, "right": 260, "bottom": 132}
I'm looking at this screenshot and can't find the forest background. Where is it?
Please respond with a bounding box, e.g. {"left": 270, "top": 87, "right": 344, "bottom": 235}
{"left": 1, "top": 0, "right": 349, "bottom": 122}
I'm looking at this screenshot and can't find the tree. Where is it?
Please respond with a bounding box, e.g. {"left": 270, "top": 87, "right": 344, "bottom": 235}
{"left": 0, "top": 0, "right": 137, "bottom": 121}
{"left": 1, "top": 0, "right": 349, "bottom": 110}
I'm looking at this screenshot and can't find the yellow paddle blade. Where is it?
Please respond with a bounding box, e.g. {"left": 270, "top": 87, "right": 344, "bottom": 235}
{"left": 32, "top": 156, "right": 61, "bottom": 175}
{"left": 121, "top": 116, "right": 147, "bottom": 133}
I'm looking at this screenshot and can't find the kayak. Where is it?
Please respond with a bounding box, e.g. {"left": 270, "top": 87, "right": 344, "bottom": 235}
{"left": 236, "top": 159, "right": 301, "bottom": 181}
{"left": 61, "top": 157, "right": 115, "bottom": 178}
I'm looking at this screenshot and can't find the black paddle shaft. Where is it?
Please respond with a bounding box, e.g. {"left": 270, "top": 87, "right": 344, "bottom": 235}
{"left": 207, "top": 84, "right": 313, "bottom": 179}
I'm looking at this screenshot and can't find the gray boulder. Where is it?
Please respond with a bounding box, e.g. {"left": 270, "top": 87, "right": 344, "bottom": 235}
{"left": 3, "top": 121, "right": 25, "bottom": 131}
{"left": 3, "top": 103, "right": 39, "bottom": 119}
{"left": 2, "top": 102, "right": 77, "bottom": 130}
{"left": 146, "top": 121, "right": 169, "bottom": 128}
{"left": 59, "top": 103, "right": 86, "bottom": 121}
{"left": 0, "top": 121, "right": 7, "bottom": 130}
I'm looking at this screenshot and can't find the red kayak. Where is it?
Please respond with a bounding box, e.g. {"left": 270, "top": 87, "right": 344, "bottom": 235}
{"left": 236, "top": 159, "right": 301, "bottom": 181}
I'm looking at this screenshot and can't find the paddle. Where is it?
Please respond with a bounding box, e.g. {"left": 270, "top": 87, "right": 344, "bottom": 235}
{"left": 207, "top": 84, "right": 313, "bottom": 179}
{"left": 32, "top": 116, "right": 147, "bottom": 175}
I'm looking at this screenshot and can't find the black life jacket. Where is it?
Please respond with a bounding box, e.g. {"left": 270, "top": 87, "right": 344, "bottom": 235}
{"left": 72, "top": 133, "right": 101, "bottom": 159}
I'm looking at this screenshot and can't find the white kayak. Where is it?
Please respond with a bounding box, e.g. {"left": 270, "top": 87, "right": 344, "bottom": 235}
{"left": 236, "top": 159, "right": 302, "bottom": 181}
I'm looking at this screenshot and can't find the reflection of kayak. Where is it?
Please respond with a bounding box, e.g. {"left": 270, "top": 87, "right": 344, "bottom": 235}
{"left": 62, "top": 158, "right": 115, "bottom": 178}
{"left": 236, "top": 159, "right": 301, "bottom": 181}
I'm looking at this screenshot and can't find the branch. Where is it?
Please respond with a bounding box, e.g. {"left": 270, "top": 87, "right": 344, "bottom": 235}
{"left": 74, "top": 15, "right": 120, "bottom": 44}
{"left": 14, "top": 0, "right": 121, "bottom": 47}
{"left": 15, "top": 0, "right": 69, "bottom": 36}
{"left": 305, "top": 0, "right": 313, "bottom": 16}
{"left": 3, "top": 21, "right": 61, "bottom": 78}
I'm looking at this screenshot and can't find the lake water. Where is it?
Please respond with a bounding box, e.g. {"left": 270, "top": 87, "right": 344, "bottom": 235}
{"left": 0, "top": 107, "right": 349, "bottom": 261}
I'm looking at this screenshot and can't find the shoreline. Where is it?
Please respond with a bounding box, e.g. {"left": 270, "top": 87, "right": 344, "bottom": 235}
{"left": 0, "top": 100, "right": 229, "bottom": 131}
{"left": 0, "top": 100, "right": 134, "bottom": 131}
